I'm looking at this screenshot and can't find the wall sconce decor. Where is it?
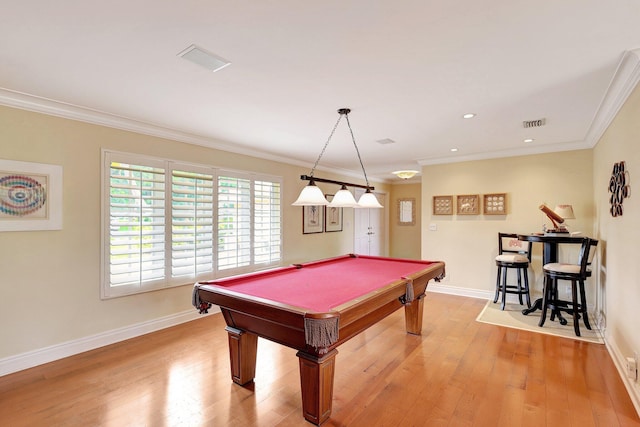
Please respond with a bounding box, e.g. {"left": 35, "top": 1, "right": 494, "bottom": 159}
{"left": 608, "top": 161, "right": 630, "bottom": 217}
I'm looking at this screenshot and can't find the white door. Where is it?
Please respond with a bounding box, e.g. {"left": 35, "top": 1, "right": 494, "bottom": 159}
{"left": 353, "top": 190, "right": 385, "bottom": 256}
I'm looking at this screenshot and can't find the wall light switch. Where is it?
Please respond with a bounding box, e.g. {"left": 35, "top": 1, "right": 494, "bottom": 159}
{"left": 429, "top": 223, "right": 437, "bottom": 231}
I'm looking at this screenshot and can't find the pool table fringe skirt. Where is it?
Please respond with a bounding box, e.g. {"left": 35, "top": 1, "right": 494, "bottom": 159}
{"left": 304, "top": 317, "right": 339, "bottom": 352}
{"left": 192, "top": 284, "right": 212, "bottom": 314}
{"left": 404, "top": 279, "right": 414, "bottom": 303}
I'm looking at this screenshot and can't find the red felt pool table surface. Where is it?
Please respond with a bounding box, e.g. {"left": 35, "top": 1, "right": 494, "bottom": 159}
{"left": 193, "top": 254, "right": 445, "bottom": 425}
{"left": 200, "top": 254, "right": 441, "bottom": 312}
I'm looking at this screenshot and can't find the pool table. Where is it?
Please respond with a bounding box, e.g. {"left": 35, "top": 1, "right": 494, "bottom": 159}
{"left": 192, "top": 254, "right": 445, "bottom": 425}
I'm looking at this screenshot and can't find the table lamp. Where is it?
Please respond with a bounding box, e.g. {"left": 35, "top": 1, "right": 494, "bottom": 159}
{"left": 539, "top": 204, "right": 568, "bottom": 233}
{"left": 554, "top": 204, "right": 575, "bottom": 232}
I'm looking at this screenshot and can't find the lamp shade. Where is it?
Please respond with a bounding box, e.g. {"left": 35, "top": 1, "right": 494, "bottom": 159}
{"left": 357, "top": 190, "right": 383, "bottom": 208}
{"left": 554, "top": 204, "right": 575, "bottom": 219}
{"left": 292, "top": 182, "right": 329, "bottom": 206}
{"left": 329, "top": 185, "right": 359, "bottom": 208}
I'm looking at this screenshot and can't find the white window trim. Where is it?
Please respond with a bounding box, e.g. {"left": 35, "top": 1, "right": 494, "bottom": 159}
{"left": 101, "top": 149, "right": 283, "bottom": 299}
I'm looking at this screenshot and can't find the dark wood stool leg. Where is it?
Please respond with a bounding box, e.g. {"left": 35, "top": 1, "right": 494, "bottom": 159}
{"left": 579, "top": 280, "right": 592, "bottom": 330}
{"left": 494, "top": 266, "right": 501, "bottom": 303}
{"left": 549, "top": 278, "right": 557, "bottom": 322}
{"left": 523, "top": 268, "right": 531, "bottom": 308}
{"left": 571, "top": 280, "right": 580, "bottom": 336}
{"left": 501, "top": 267, "right": 508, "bottom": 310}
{"left": 516, "top": 269, "right": 524, "bottom": 305}
{"left": 539, "top": 276, "right": 549, "bottom": 327}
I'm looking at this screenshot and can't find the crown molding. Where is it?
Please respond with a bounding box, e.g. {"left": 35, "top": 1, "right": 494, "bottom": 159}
{"left": 0, "top": 88, "right": 382, "bottom": 186}
{"left": 583, "top": 49, "right": 640, "bottom": 147}
{"left": 418, "top": 48, "right": 640, "bottom": 167}
{"left": 418, "top": 140, "right": 590, "bottom": 166}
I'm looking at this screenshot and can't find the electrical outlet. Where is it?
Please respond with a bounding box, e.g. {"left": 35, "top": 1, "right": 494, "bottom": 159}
{"left": 626, "top": 355, "right": 638, "bottom": 381}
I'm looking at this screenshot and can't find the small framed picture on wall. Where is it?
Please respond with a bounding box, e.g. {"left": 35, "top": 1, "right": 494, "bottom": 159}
{"left": 325, "top": 195, "right": 343, "bottom": 232}
{"left": 302, "top": 205, "right": 324, "bottom": 234}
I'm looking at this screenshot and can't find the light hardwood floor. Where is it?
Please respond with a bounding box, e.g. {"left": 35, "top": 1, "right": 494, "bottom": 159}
{"left": 1, "top": 293, "right": 638, "bottom": 426}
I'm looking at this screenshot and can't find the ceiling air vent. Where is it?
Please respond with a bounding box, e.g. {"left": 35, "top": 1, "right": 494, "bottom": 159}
{"left": 523, "top": 118, "right": 546, "bottom": 128}
{"left": 178, "top": 44, "right": 231, "bottom": 72}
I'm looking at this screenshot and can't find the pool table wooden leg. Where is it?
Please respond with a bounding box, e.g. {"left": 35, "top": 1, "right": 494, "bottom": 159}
{"left": 404, "top": 294, "right": 425, "bottom": 334}
{"left": 225, "top": 326, "right": 258, "bottom": 385}
{"left": 297, "top": 349, "right": 338, "bottom": 425}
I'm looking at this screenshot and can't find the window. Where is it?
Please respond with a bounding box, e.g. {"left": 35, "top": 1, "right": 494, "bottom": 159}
{"left": 102, "top": 151, "right": 282, "bottom": 298}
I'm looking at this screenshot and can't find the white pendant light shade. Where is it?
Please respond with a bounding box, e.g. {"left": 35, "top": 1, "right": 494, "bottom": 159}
{"left": 357, "top": 190, "right": 383, "bottom": 208}
{"left": 292, "top": 182, "right": 329, "bottom": 206}
{"left": 329, "top": 185, "right": 359, "bottom": 208}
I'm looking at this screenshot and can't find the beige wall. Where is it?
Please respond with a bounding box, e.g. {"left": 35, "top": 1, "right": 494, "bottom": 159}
{"left": 421, "top": 149, "right": 594, "bottom": 299}
{"left": 593, "top": 80, "right": 640, "bottom": 403}
{"left": 389, "top": 183, "right": 421, "bottom": 259}
{"left": 0, "top": 105, "right": 387, "bottom": 361}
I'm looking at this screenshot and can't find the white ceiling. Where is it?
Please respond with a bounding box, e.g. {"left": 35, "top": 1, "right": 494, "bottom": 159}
{"left": 2, "top": 1, "right": 640, "bottom": 182}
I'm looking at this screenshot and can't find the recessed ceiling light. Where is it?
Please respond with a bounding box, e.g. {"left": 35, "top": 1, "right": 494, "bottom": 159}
{"left": 376, "top": 138, "right": 396, "bottom": 145}
{"left": 462, "top": 113, "right": 476, "bottom": 119}
{"left": 524, "top": 138, "right": 534, "bottom": 143}
{"left": 450, "top": 148, "right": 458, "bottom": 152}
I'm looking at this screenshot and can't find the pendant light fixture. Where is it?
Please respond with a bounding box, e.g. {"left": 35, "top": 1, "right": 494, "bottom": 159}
{"left": 392, "top": 170, "right": 419, "bottom": 180}
{"left": 292, "top": 108, "right": 382, "bottom": 208}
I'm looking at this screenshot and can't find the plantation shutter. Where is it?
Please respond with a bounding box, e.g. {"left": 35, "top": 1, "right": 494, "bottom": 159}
{"left": 108, "top": 160, "right": 166, "bottom": 288}
{"left": 254, "top": 179, "right": 281, "bottom": 264}
{"left": 217, "top": 174, "right": 251, "bottom": 270}
{"left": 171, "top": 169, "right": 214, "bottom": 278}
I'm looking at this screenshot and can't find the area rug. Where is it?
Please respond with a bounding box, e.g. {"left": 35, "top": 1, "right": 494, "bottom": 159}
{"left": 476, "top": 300, "right": 604, "bottom": 344}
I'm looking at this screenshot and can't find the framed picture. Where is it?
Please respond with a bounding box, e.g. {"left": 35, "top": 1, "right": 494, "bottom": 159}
{"left": 397, "top": 198, "right": 416, "bottom": 226}
{"left": 0, "top": 159, "right": 63, "bottom": 232}
{"left": 302, "top": 205, "right": 324, "bottom": 234}
{"left": 433, "top": 195, "right": 453, "bottom": 215}
{"left": 483, "top": 193, "right": 507, "bottom": 215}
{"left": 456, "top": 194, "right": 480, "bottom": 215}
{"left": 324, "top": 195, "right": 343, "bottom": 232}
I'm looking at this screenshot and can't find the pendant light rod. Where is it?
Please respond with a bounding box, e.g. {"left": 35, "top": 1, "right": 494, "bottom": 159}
{"left": 340, "top": 108, "right": 372, "bottom": 189}
{"left": 300, "top": 174, "right": 374, "bottom": 191}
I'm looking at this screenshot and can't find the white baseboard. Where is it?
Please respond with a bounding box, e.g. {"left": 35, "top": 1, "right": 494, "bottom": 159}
{"left": 605, "top": 336, "right": 640, "bottom": 417}
{"left": 427, "top": 283, "right": 492, "bottom": 300}
{"left": 0, "top": 307, "right": 219, "bottom": 377}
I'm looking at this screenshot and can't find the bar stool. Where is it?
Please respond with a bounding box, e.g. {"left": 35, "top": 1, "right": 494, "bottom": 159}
{"left": 494, "top": 233, "right": 532, "bottom": 310}
{"left": 540, "top": 237, "right": 598, "bottom": 336}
